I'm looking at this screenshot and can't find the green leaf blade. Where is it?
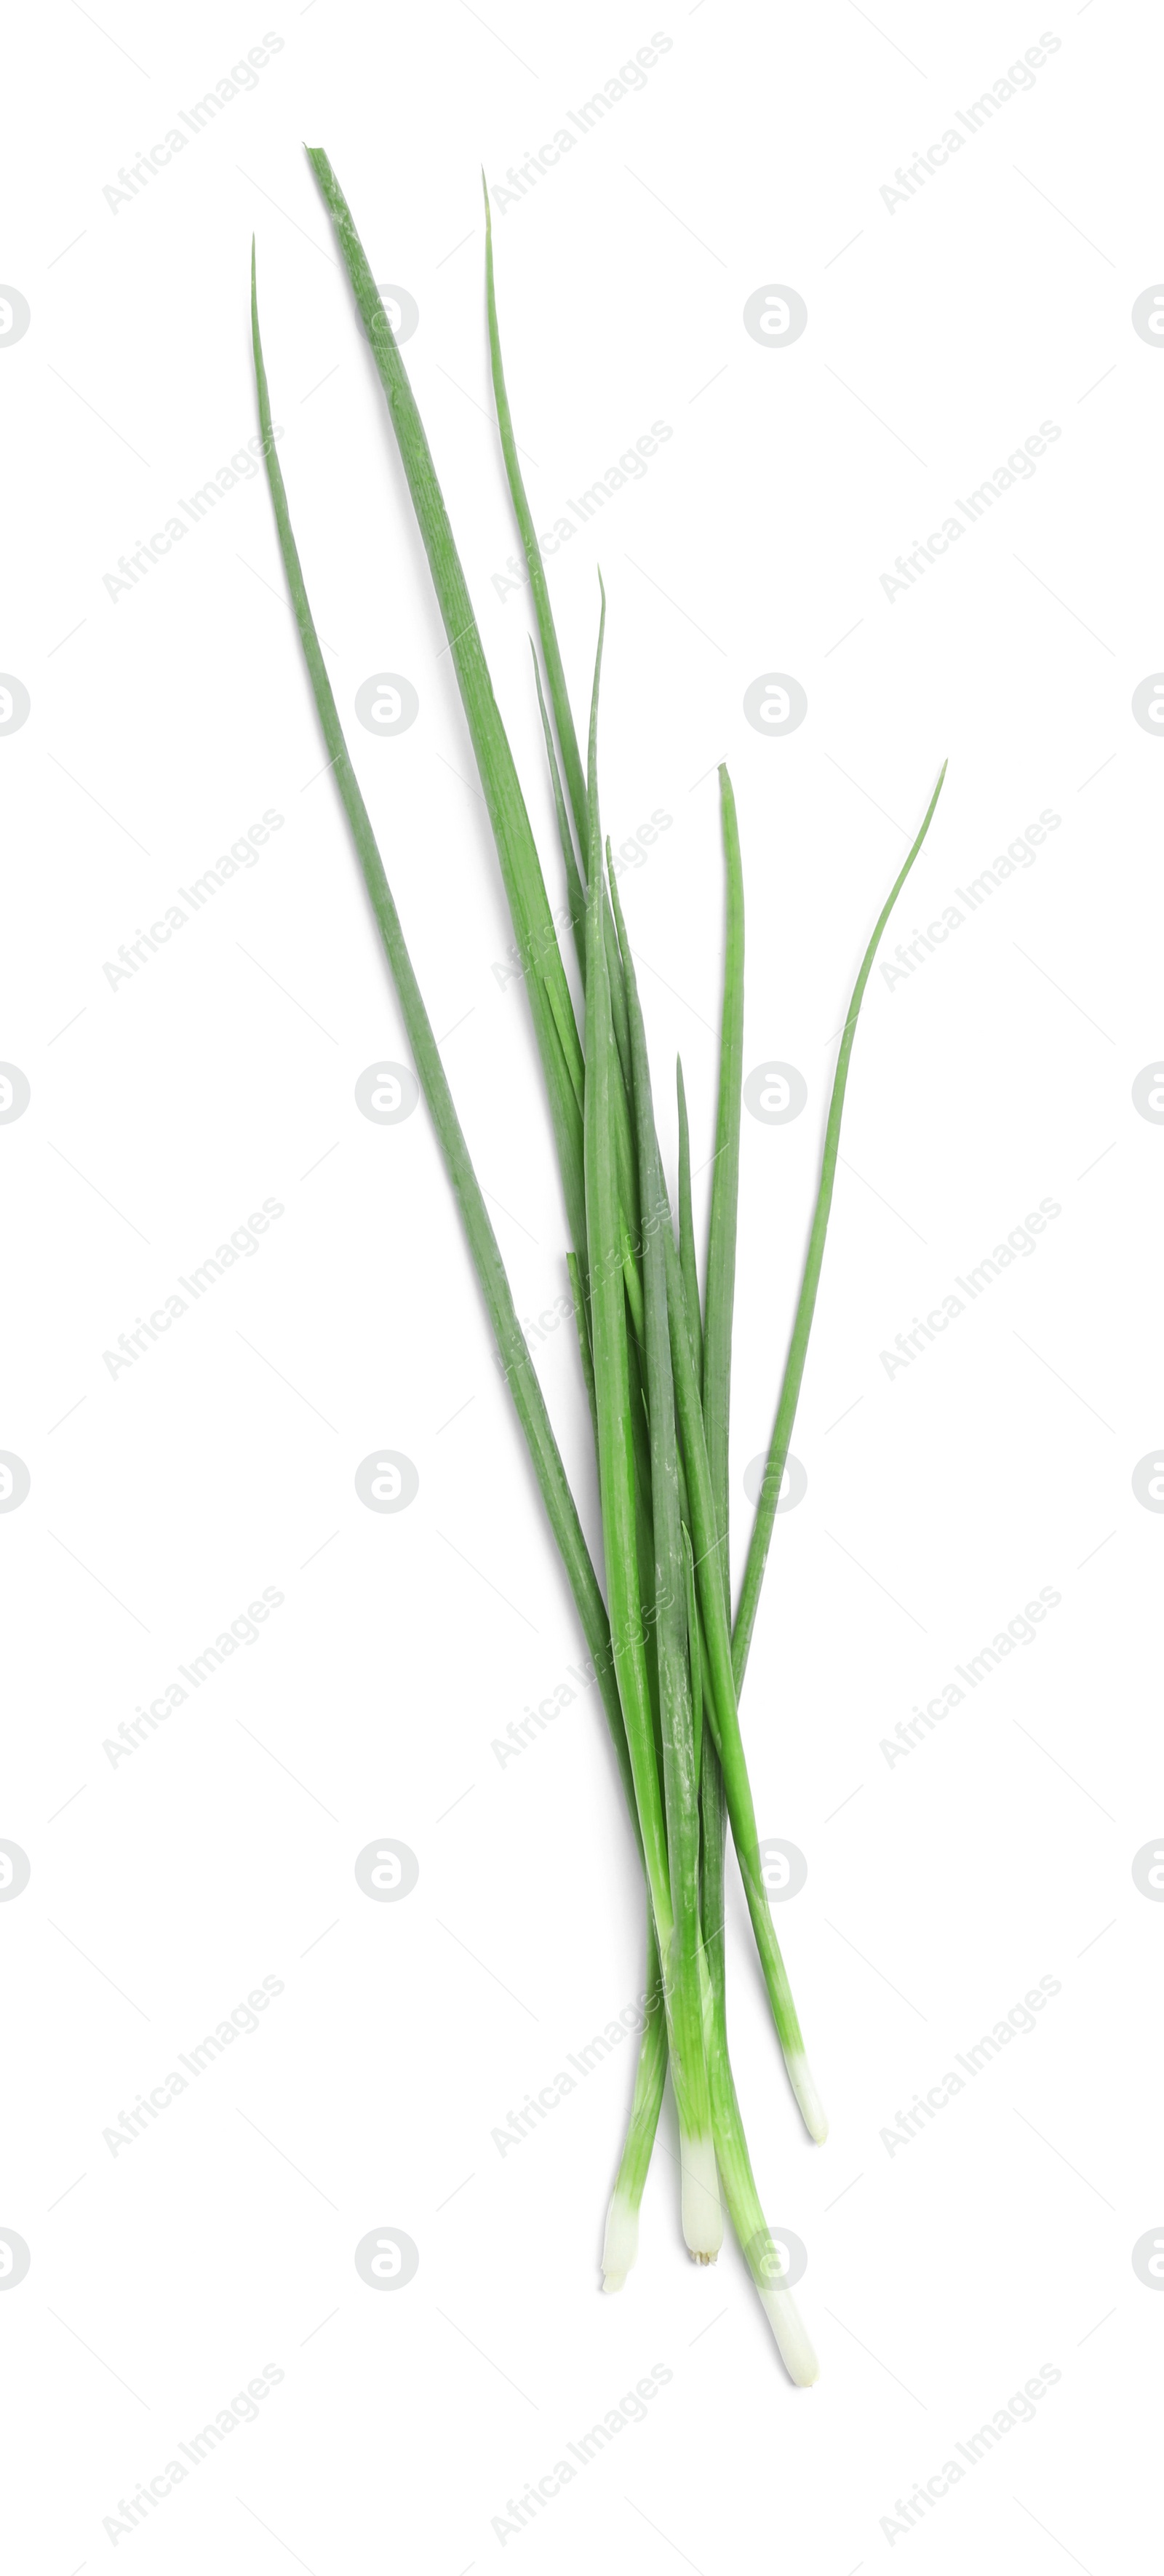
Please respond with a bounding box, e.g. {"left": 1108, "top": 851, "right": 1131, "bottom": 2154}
{"left": 733, "top": 760, "right": 948, "bottom": 1687}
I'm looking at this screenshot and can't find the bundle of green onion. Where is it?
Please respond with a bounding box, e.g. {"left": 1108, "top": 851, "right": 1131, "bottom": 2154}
{"left": 250, "top": 151, "right": 946, "bottom": 2384}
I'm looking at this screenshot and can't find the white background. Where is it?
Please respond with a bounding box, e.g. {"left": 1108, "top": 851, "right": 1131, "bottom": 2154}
{"left": 3, "top": 1, "right": 1163, "bottom": 2568}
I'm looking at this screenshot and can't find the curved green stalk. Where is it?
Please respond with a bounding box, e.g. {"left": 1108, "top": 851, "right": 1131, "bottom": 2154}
{"left": 483, "top": 183, "right": 634, "bottom": 1099}
{"left": 703, "top": 763, "right": 745, "bottom": 1615}
{"left": 733, "top": 761, "right": 948, "bottom": 1684}
{"left": 306, "top": 147, "right": 588, "bottom": 1263}
{"left": 484, "top": 176, "right": 587, "bottom": 855}
{"left": 249, "top": 245, "right": 638, "bottom": 1841}
{"left": 531, "top": 645, "right": 586, "bottom": 982}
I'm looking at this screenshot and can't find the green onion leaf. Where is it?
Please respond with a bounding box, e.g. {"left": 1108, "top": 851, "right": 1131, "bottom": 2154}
{"left": 250, "top": 239, "right": 641, "bottom": 1861}
{"left": 306, "top": 148, "right": 589, "bottom": 1263}
{"left": 607, "top": 853, "right": 719, "bottom": 2260}
{"left": 733, "top": 762, "right": 948, "bottom": 1685}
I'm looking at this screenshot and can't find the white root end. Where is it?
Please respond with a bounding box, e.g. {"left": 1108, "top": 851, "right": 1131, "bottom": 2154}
{"left": 679, "top": 2129, "right": 723, "bottom": 2261}
{"left": 788, "top": 2051, "right": 829, "bottom": 2144}
{"left": 601, "top": 2186, "right": 639, "bottom": 2294}
{"left": 758, "top": 2279, "right": 820, "bottom": 2385}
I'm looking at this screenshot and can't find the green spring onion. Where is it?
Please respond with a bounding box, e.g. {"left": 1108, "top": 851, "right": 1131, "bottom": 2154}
{"left": 250, "top": 151, "right": 947, "bottom": 2381}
